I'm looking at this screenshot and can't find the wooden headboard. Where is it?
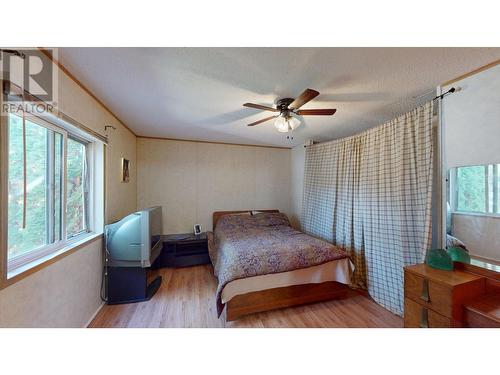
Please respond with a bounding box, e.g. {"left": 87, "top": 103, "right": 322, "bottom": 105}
{"left": 212, "top": 210, "right": 279, "bottom": 230}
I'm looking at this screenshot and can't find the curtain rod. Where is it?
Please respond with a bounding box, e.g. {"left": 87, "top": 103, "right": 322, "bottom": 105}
{"left": 433, "top": 87, "right": 456, "bottom": 101}
{"left": 2, "top": 80, "right": 108, "bottom": 143}
{"left": 306, "top": 92, "right": 445, "bottom": 149}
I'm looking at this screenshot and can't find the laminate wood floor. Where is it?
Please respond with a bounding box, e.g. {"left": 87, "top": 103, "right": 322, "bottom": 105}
{"left": 89, "top": 265, "right": 403, "bottom": 328}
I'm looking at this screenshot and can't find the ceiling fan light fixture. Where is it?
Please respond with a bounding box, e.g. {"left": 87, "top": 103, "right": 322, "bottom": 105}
{"left": 288, "top": 114, "right": 300, "bottom": 131}
{"left": 274, "top": 115, "right": 300, "bottom": 133}
{"left": 243, "top": 88, "right": 336, "bottom": 129}
{"left": 274, "top": 116, "right": 288, "bottom": 132}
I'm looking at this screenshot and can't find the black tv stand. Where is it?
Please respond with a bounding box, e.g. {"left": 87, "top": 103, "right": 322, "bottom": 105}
{"left": 154, "top": 232, "right": 210, "bottom": 268}
{"left": 106, "top": 266, "right": 162, "bottom": 305}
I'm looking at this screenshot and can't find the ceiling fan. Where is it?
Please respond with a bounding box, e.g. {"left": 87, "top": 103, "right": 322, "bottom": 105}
{"left": 243, "top": 88, "right": 336, "bottom": 133}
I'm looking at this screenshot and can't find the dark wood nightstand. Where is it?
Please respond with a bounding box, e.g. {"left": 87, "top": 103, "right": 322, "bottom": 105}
{"left": 156, "top": 232, "right": 210, "bottom": 268}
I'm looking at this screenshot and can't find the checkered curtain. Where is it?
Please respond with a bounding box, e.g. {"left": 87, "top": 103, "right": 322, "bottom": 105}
{"left": 302, "top": 101, "right": 434, "bottom": 315}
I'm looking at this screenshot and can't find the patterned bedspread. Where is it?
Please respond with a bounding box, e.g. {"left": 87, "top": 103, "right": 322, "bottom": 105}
{"left": 208, "top": 212, "right": 348, "bottom": 316}
{"left": 446, "top": 234, "right": 468, "bottom": 251}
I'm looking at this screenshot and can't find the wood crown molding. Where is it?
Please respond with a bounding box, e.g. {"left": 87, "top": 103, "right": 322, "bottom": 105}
{"left": 442, "top": 58, "right": 500, "bottom": 87}
{"left": 38, "top": 47, "right": 137, "bottom": 138}
{"left": 137, "top": 135, "right": 291, "bottom": 149}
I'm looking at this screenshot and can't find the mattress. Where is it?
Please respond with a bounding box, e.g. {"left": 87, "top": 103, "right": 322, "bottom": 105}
{"left": 221, "top": 257, "right": 352, "bottom": 303}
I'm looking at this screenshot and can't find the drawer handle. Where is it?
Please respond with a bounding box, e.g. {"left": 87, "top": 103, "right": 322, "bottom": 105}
{"left": 420, "top": 279, "right": 430, "bottom": 302}
{"left": 419, "top": 308, "right": 429, "bottom": 328}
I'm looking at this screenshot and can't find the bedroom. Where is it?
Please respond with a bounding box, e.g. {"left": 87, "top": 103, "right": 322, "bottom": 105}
{"left": 1, "top": 2, "right": 500, "bottom": 374}
{"left": 5, "top": 47, "right": 500, "bottom": 327}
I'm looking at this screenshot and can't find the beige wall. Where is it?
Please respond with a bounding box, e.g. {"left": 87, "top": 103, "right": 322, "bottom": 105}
{"left": 0, "top": 239, "right": 103, "bottom": 327}
{"left": 289, "top": 144, "right": 306, "bottom": 229}
{"left": 0, "top": 51, "right": 137, "bottom": 327}
{"left": 137, "top": 138, "right": 291, "bottom": 233}
{"left": 452, "top": 214, "right": 500, "bottom": 262}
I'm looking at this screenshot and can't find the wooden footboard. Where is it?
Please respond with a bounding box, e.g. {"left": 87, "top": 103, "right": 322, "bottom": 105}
{"left": 225, "top": 281, "right": 348, "bottom": 321}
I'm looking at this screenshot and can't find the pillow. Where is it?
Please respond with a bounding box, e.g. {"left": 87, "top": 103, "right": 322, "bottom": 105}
{"left": 215, "top": 212, "right": 256, "bottom": 231}
{"left": 228, "top": 211, "right": 251, "bottom": 216}
{"left": 252, "top": 212, "right": 290, "bottom": 227}
{"left": 251, "top": 210, "right": 275, "bottom": 215}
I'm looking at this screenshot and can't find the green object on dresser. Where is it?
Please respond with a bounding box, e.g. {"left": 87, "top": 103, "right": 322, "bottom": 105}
{"left": 447, "top": 246, "right": 471, "bottom": 264}
{"left": 426, "top": 248, "right": 454, "bottom": 271}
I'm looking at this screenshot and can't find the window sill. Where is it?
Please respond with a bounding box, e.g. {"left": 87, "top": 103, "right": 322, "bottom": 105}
{"left": 470, "top": 256, "right": 500, "bottom": 272}
{"left": 451, "top": 212, "right": 500, "bottom": 220}
{"left": 1, "top": 232, "right": 103, "bottom": 290}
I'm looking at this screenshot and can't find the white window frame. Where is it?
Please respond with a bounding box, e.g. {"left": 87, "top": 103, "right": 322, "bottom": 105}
{"left": 6, "top": 110, "right": 102, "bottom": 274}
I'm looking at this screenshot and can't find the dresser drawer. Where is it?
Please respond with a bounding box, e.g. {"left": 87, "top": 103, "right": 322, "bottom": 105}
{"left": 405, "top": 271, "right": 452, "bottom": 317}
{"left": 404, "top": 298, "right": 452, "bottom": 328}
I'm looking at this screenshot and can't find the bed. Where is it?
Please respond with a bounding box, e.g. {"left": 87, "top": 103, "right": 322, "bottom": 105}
{"left": 208, "top": 210, "right": 352, "bottom": 321}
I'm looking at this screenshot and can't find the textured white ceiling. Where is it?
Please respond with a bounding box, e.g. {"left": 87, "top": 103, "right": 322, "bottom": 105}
{"left": 59, "top": 48, "right": 500, "bottom": 147}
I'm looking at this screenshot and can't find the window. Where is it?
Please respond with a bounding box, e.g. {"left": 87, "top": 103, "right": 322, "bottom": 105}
{"left": 452, "top": 164, "right": 500, "bottom": 215}
{"left": 455, "top": 165, "right": 487, "bottom": 213}
{"left": 6, "top": 112, "right": 101, "bottom": 273}
{"left": 66, "top": 137, "right": 89, "bottom": 238}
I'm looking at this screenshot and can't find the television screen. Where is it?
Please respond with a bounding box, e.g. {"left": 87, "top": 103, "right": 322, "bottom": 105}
{"left": 105, "top": 206, "right": 162, "bottom": 268}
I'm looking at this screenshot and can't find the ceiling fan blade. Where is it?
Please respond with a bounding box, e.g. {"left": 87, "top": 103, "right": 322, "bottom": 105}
{"left": 247, "top": 115, "right": 277, "bottom": 126}
{"left": 296, "top": 109, "right": 337, "bottom": 116}
{"left": 243, "top": 103, "right": 278, "bottom": 112}
{"left": 289, "top": 89, "right": 320, "bottom": 110}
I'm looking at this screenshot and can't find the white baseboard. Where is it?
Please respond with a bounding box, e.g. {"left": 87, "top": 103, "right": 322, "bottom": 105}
{"left": 84, "top": 301, "right": 105, "bottom": 328}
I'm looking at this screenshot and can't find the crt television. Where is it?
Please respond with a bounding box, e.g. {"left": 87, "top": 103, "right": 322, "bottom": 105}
{"left": 105, "top": 206, "right": 162, "bottom": 268}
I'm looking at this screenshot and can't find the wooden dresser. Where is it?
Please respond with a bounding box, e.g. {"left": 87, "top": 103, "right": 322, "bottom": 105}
{"left": 404, "top": 264, "right": 486, "bottom": 327}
